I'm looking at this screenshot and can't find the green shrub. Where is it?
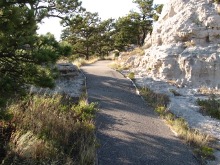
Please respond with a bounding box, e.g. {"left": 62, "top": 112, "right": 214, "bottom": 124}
{"left": 155, "top": 106, "right": 167, "bottom": 116}
{"left": 197, "top": 96, "right": 220, "bottom": 120}
{"left": 194, "top": 146, "right": 215, "bottom": 160}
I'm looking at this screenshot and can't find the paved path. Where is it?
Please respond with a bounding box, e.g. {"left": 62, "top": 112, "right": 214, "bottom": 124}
{"left": 81, "top": 61, "right": 199, "bottom": 165}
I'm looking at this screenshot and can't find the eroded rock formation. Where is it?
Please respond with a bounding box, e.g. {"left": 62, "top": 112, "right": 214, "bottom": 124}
{"left": 124, "top": 0, "right": 220, "bottom": 88}
{"left": 30, "top": 62, "right": 85, "bottom": 101}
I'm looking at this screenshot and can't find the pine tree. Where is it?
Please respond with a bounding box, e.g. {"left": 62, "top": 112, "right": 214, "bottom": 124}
{"left": 0, "top": 0, "right": 82, "bottom": 101}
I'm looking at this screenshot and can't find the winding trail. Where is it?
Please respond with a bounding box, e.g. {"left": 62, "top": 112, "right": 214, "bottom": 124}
{"left": 81, "top": 61, "right": 199, "bottom": 165}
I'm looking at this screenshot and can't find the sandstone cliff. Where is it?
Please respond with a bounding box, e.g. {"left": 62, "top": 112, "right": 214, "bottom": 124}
{"left": 124, "top": 0, "right": 220, "bottom": 88}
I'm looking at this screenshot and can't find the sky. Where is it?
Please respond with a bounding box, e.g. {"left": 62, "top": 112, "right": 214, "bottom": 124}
{"left": 37, "top": 0, "right": 169, "bottom": 41}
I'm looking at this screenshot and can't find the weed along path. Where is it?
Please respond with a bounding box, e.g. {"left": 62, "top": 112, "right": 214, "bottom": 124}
{"left": 81, "top": 60, "right": 199, "bottom": 165}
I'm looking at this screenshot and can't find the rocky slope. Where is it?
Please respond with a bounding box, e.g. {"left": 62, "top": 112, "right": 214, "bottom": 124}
{"left": 123, "top": 0, "right": 220, "bottom": 88}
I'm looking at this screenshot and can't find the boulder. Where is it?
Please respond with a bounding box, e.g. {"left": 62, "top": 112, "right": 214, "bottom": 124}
{"left": 57, "top": 63, "right": 79, "bottom": 77}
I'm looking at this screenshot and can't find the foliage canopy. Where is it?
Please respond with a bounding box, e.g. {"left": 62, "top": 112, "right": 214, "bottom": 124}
{"left": 0, "top": 0, "right": 82, "bottom": 102}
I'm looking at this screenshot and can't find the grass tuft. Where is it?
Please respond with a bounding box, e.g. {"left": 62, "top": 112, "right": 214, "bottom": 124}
{"left": 139, "top": 87, "right": 170, "bottom": 107}
{"left": 109, "top": 62, "right": 130, "bottom": 71}
{"left": 73, "top": 57, "right": 100, "bottom": 67}
{"left": 198, "top": 86, "right": 220, "bottom": 95}
{"left": 184, "top": 41, "right": 195, "bottom": 48}
{"left": 197, "top": 95, "right": 220, "bottom": 120}
{"left": 127, "top": 72, "right": 135, "bottom": 80}
{"left": 129, "top": 47, "right": 145, "bottom": 56}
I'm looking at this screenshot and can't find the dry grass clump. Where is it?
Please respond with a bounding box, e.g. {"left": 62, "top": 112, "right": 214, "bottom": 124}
{"left": 1, "top": 94, "right": 97, "bottom": 165}
{"left": 155, "top": 106, "right": 214, "bottom": 161}
{"left": 184, "top": 41, "right": 195, "bottom": 48}
{"left": 198, "top": 86, "right": 220, "bottom": 96}
{"left": 167, "top": 79, "right": 177, "bottom": 86}
{"left": 118, "top": 52, "right": 132, "bottom": 62}
{"left": 73, "top": 57, "right": 100, "bottom": 67}
{"left": 129, "top": 47, "right": 145, "bottom": 56}
{"left": 158, "top": 107, "right": 209, "bottom": 145}
{"left": 139, "top": 87, "right": 170, "bottom": 107}
{"left": 139, "top": 86, "right": 215, "bottom": 162}
{"left": 214, "top": 0, "right": 220, "bottom": 4}
{"left": 109, "top": 62, "right": 122, "bottom": 70}
{"left": 127, "top": 72, "right": 135, "bottom": 80}
{"left": 109, "top": 62, "right": 130, "bottom": 71}
{"left": 118, "top": 47, "right": 144, "bottom": 63}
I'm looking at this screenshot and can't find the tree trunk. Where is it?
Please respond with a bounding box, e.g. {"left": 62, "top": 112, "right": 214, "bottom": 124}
{"left": 141, "top": 31, "right": 146, "bottom": 46}
{"left": 86, "top": 47, "right": 89, "bottom": 60}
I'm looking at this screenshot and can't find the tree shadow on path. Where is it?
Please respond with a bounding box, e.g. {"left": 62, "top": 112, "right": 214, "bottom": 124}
{"left": 82, "top": 63, "right": 199, "bottom": 165}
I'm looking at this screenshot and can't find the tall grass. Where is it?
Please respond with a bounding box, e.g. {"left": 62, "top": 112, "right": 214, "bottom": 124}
{"left": 1, "top": 94, "right": 97, "bottom": 165}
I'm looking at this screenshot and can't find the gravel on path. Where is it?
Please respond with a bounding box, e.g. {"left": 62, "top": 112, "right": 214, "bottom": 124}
{"left": 81, "top": 61, "right": 199, "bottom": 165}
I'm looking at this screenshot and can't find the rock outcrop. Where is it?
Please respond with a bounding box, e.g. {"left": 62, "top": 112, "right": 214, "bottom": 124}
{"left": 30, "top": 62, "right": 85, "bottom": 101}
{"left": 124, "top": 0, "right": 220, "bottom": 88}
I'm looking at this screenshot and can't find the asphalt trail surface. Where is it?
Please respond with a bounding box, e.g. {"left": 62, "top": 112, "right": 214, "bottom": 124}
{"left": 81, "top": 61, "right": 199, "bottom": 165}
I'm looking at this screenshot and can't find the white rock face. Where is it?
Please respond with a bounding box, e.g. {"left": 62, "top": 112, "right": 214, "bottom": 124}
{"left": 146, "top": 0, "right": 220, "bottom": 47}
{"left": 130, "top": 0, "right": 220, "bottom": 88}
{"left": 30, "top": 63, "right": 85, "bottom": 101}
